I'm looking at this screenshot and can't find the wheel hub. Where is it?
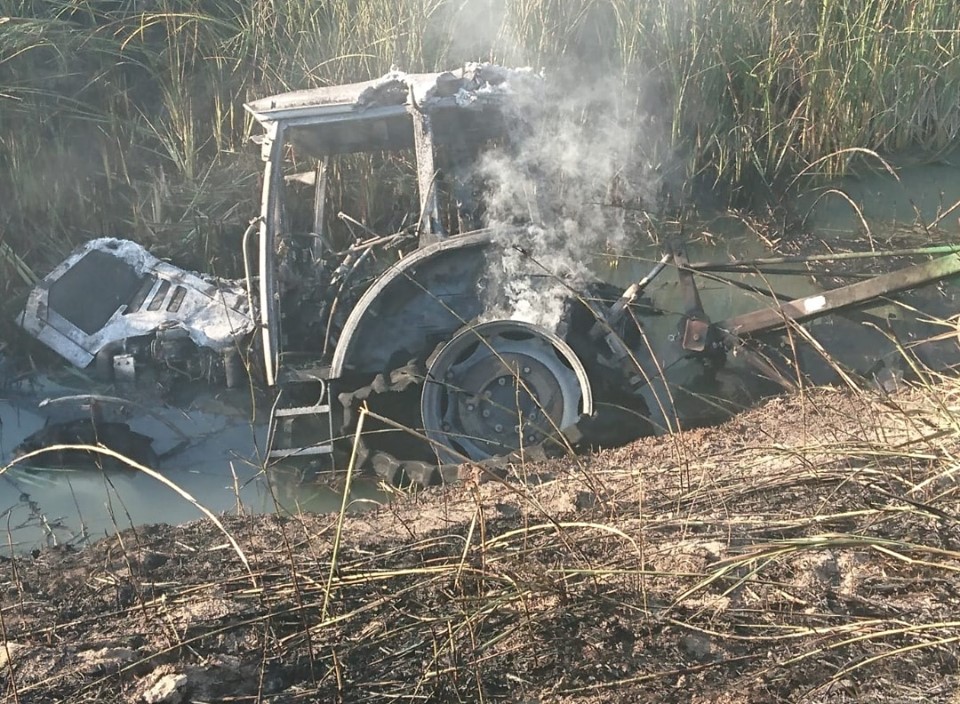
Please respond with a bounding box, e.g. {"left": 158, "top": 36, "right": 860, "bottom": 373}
{"left": 422, "top": 320, "right": 592, "bottom": 463}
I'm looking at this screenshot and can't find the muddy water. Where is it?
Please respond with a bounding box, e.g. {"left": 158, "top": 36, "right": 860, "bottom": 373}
{"left": 3, "top": 158, "right": 959, "bottom": 555}
{"left": 0, "top": 378, "right": 382, "bottom": 554}
{"left": 583, "top": 152, "right": 960, "bottom": 440}
{"left": 799, "top": 149, "right": 960, "bottom": 236}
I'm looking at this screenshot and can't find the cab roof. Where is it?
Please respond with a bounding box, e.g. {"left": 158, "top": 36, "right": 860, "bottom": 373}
{"left": 244, "top": 64, "right": 541, "bottom": 157}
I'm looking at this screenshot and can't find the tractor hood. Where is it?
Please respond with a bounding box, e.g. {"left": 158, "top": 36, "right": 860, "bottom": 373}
{"left": 16, "top": 238, "right": 254, "bottom": 368}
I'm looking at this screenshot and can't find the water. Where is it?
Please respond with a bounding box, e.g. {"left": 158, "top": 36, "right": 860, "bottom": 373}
{"left": 597, "top": 199, "right": 960, "bottom": 393}
{"left": 0, "top": 377, "right": 381, "bottom": 554}
{"left": 799, "top": 149, "right": 960, "bottom": 236}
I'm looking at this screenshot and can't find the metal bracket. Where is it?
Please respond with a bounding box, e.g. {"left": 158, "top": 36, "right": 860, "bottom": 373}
{"left": 681, "top": 317, "right": 710, "bottom": 353}
{"left": 672, "top": 244, "right": 715, "bottom": 354}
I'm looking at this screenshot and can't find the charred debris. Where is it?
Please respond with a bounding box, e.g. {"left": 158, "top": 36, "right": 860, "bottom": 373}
{"left": 9, "top": 64, "right": 960, "bottom": 483}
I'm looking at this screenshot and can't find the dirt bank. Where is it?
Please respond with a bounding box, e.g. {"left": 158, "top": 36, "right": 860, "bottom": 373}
{"left": 4, "top": 382, "right": 960, "bottom": 703}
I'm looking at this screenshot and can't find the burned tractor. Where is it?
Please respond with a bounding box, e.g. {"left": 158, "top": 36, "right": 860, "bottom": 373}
{"left": 241, "top": 64, "right": 960, "bottom": 483}
{"left": 16, "top": 65, "right": 960, "bottom": 483}
{"left": 243, "top": 65, "right": 653, "bottom": 483}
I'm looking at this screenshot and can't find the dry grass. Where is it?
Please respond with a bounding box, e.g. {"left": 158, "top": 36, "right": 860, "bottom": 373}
{"left": 4, "top": 365, "right": 960, "bottom": 701}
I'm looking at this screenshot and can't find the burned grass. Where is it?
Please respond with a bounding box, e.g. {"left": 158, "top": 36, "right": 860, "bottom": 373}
{"left": 4, "top": 384, "right": 960, "bottom": 702}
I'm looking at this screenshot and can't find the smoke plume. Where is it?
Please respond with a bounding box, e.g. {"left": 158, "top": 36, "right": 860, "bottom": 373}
{"left": 478, "top": 66, "right": 672, "bottom": 330}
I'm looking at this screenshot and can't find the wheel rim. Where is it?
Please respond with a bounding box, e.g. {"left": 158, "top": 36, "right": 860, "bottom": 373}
{"left": 421, "top": 320, "right": 592, "bottom": 463}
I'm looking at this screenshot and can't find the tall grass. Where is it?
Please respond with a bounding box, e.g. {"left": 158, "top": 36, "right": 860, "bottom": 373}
{"left": 0, "top": 0, "right": 958, "bottom": 309}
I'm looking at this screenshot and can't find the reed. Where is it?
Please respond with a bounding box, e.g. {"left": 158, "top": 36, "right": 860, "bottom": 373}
{"left": 0, "top": 0, "right": 958, "bottom": 306}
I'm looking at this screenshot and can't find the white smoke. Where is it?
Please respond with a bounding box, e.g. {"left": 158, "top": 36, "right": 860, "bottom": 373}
{"left": 478, "top": 68, "right": 671, "bottom": 330}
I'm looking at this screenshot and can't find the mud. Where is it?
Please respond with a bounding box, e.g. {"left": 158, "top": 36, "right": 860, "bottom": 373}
{"left": 4, "top": 380, "right": 960, "bottom": 703}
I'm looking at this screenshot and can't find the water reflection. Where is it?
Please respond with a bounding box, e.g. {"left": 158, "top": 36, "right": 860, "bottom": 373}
{"left": 0, "top": 381, "right": 382, "bottom": 555}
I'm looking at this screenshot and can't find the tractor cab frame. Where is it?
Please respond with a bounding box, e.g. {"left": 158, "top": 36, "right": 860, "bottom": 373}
{"left": 244, "top": 65, "right": 602, "bottom": 480}
{"left": 245, "top": 65, "right": 538, "bottom": 386}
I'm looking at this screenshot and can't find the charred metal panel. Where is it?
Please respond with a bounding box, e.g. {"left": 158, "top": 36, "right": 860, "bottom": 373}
{"left": 17, "top": 238, "right": 255, "bottom": 368}
{"left": 410, "top": 106, "right": 443, "bottom": 243}
{"left": 258, "top": 120, "right": 285, "bottom": 386}
{"left": 245, "top": 65, "right": 542, "bottom": 158}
